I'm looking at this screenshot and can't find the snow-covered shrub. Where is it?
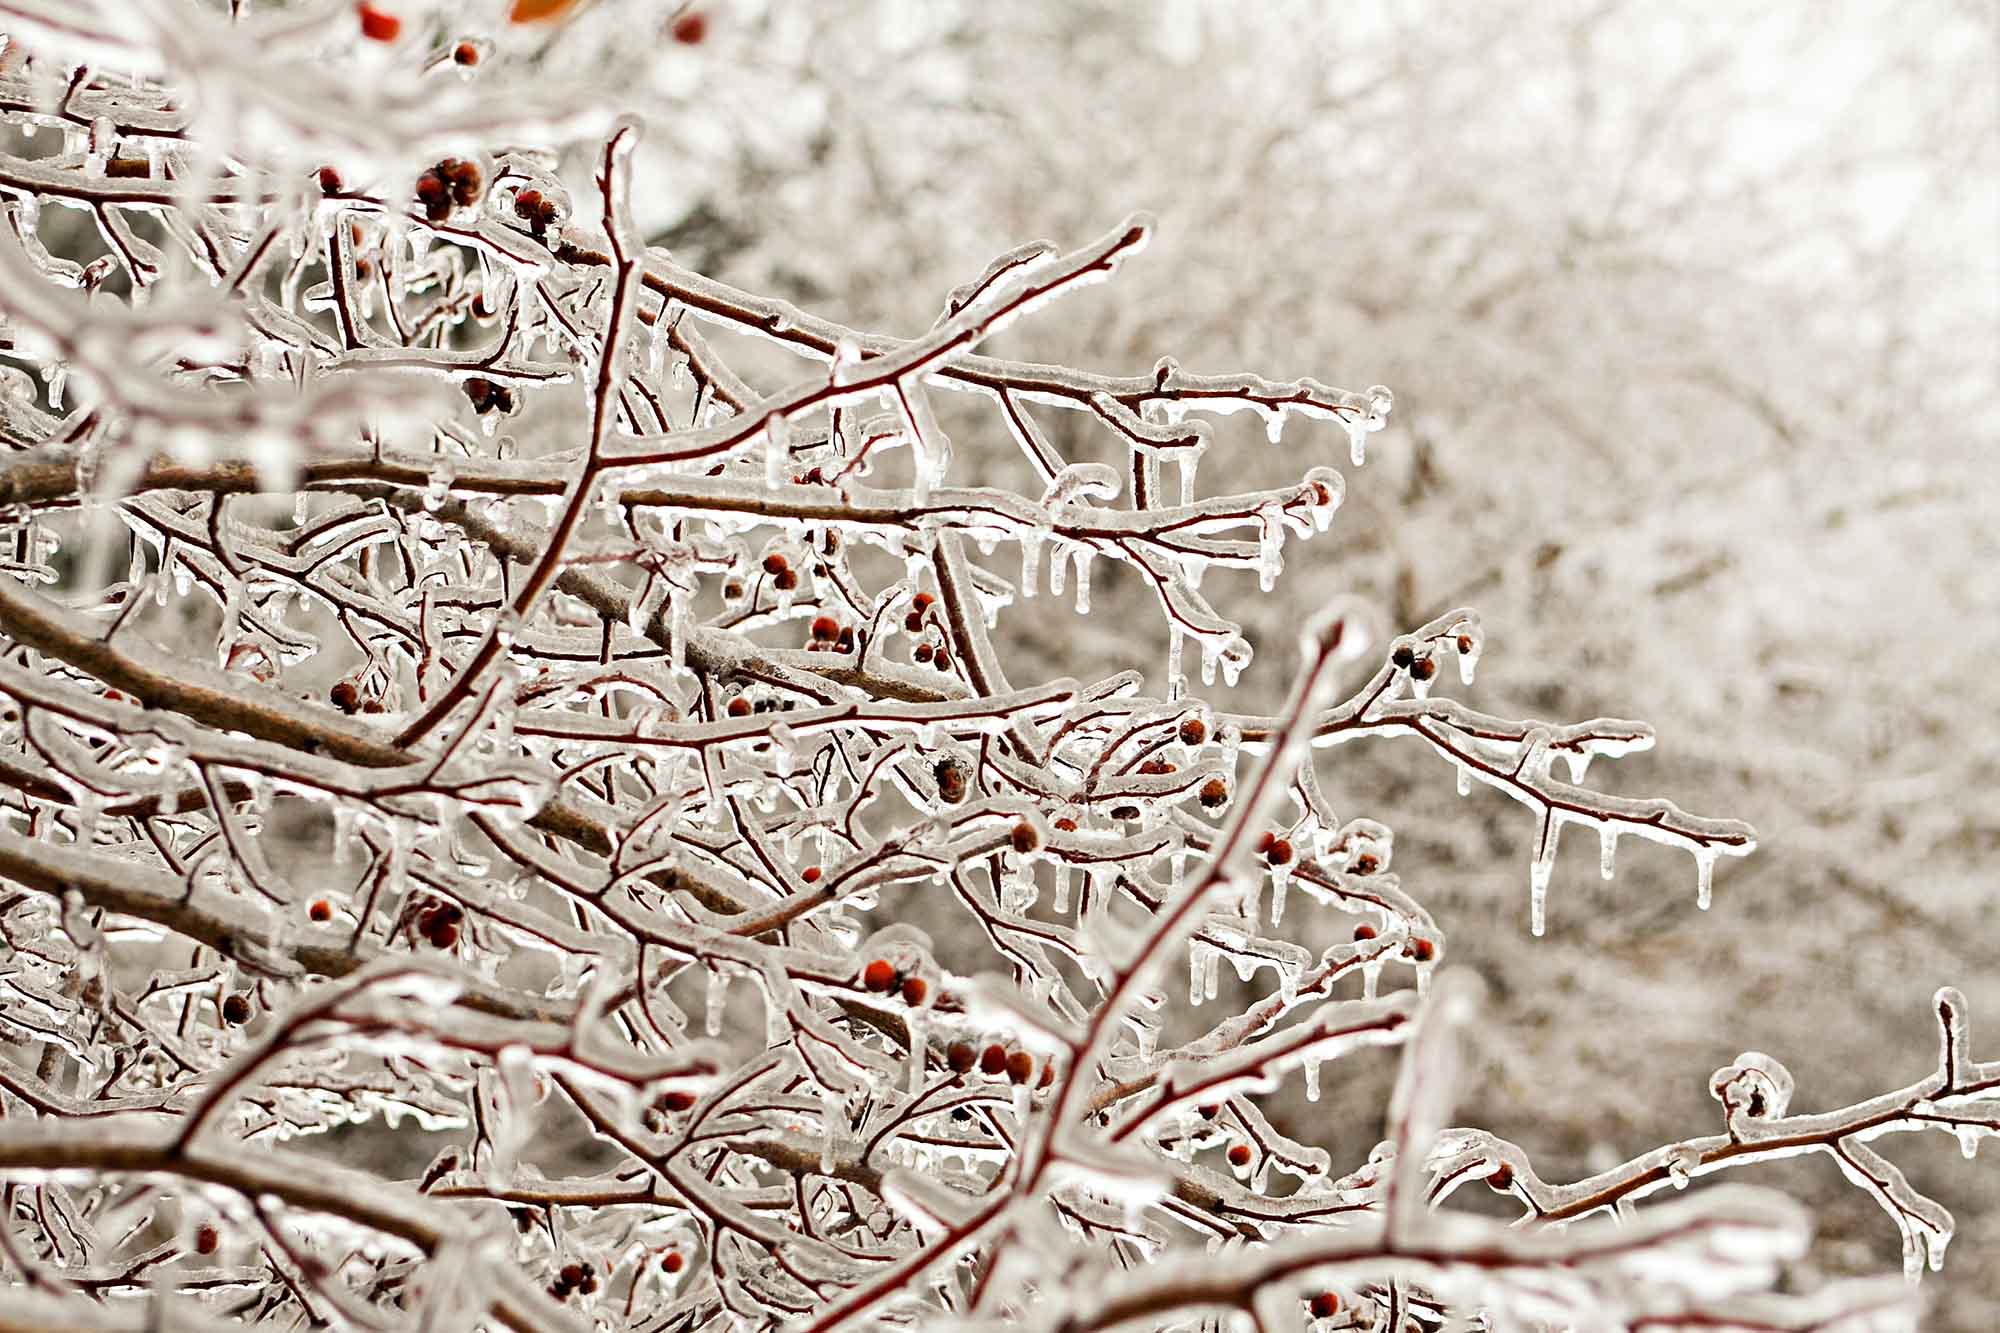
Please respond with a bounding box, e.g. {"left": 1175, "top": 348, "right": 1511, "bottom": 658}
{"left": 0, "top": 4, "right": 1989, "bottom": 1331}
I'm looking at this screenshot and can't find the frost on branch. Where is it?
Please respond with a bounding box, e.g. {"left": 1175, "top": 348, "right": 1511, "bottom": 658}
{"left": 0, "top": 5, "right": 1983, "bottom": 1333}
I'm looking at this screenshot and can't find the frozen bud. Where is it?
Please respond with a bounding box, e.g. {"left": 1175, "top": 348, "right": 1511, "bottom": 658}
{"left": 1709, "top": 1051, "right": 1795, "bottom": 1122}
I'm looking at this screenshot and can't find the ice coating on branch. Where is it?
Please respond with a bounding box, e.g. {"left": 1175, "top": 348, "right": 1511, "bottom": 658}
{"left": 0, "top": 21, "right": 1966, "bottom": 1333}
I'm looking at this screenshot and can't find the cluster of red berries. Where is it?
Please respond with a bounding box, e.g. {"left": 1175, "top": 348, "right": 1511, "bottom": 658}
{"left": 945, "top": 1040, "right": 1049, "bottom": 1087}
{"left": 463, "top": 376, "right": 515, "bottom": 415}
{"left": 512, "top": 188, "right": 561, "bottom": 239}
{"left": 1256, "top": 831, "right": 1294, "bottom": 866}
{"left": 804, "top": 615, "right": 854, "bottom": 653}
{"left": 415, "top": 158, "right": 482, "bottom": 223}
{"left": 416, "top": 900, "right": 463, "bottom": 949}
{"left": 1351, "top": 921, "right": 1434, "bottom": 961}
{"left": 760, "top": 552, "right": 800, "bottom": 592}
{"left": 547, "top": 1260, "right": 599, "bottom": 1300}
{"left": 220, "top": 992, "right": 253, "bottom": 1025}
{"left": 860, "top": 959, "right": 928, "bottom": 1006}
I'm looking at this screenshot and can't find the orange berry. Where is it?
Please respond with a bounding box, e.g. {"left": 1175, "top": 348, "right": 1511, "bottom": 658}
{"left": 452, "top": 40, "right": 480, "bottom": 65}
{"left": 1198, "top": 778, "right": 1228, "bottom": 809}
{"left": 1266, "top": 838, "right": 1293, "bottom": 866}
{"left": 1009, "top": 821, "right": 1039, "bottom": 854}
{"left": 761, "top": 553, "right": 787, "bottom": 575}
{"left": 899, "top": 976, "right": 928, "bottom": 1006}
{"left": 861, "top": 959, "right": 897, "bottom": 993}
{"left": 810, "top": 615, "right": 838, "bottom": 640}
{"left": 1179, "top": 716, "right": 1206, "bottom": 746}
{"left": 1005, "top": 1050, "right": 1035, "bottom": 1084}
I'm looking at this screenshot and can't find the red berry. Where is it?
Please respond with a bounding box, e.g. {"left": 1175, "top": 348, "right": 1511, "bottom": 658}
{"left": 1351, "top": 853, "right": 1379, "bottom": 876}
{"left": 1488, "top": 1162, "right": 1513, "bottom": 1189}
{"left": 1266, "top": 838, "right": 1294, "bottom": 866}
{"left": 914, "top": 644, "right": 933, "bottom": 663}
{"left": 671, "top": 10, "right": 708, "bottom": 44}
{"left": 904, "top": 612, "right": 925, "bottom": 632}
{"left": 1410, "top": 938, "right": 1435, "bottom": 962}
{"left": 661, "top": 1249, "right": 685, "bottom": 1273}
{"left": 1198, "top": 778, "right": 1228, "bottom": 809}
{"left": 1005, "top": 1050, "right": 1035, "bottom": 1085}
{"left": 911, "top": 592, "right": 935, "bottom": 611}
{"left": 194, "top": 1223, "right": 219, "bottom": 1254}
{"left": 1410, "top": 656, "right": 1437, "bottom": 682}
{"left": 1309, "top": 1292, "right": 1340, "bottom": 1319}
{"left": 658, "top": 1090, "right": 696, "bottom": 1113}
{"left": 1179, "top": 717, "right": 1207, "bottom": 746}
{"left": 1226, "top": 1143, "right": 1252, "bottom": 1167}
{"left": 1256, "top": 831, "right": 1274, "bottom": 853}
{"left": 429, "top": 922, "right": 459, "bottom": 949}
{"left": 1009, "top": 822, "right": 1039, "bottom": 854}
{"left": 453, "top": 41, "right": 480, "bottom": 65}
{"left": 1053, "top": 816, "right": 1078, "bottom": 832}
{"left": 220, "top": 993, "right": 252, "bottom": 1025}
{"left": 801, "top": 866, "right": 822, "bottom": 884}
{"left": 979, "top": 1044, "right": 1009, "bottom": 1077}
{"left": 762, "top": 553, "right": 787, "bottom": 575}
{"left": 899, "top": 976, "right": 928, "bottom": 1006}
{"left": 559, "top": 1263, "right": 584, "bottom": 1286}
{"left": 810, "top": 615, "right": 838, "bottom": 640}
{"left": 773, "top": 569, "right": 798, "bottom": 591}
{"left": 330, "top": 679, "right": 359, "bottom": 712}
{"left": 726, "top": 697, "right": 751, "bottom": 718}
{"left": 1352, "top": 923, "right": 1377, "bottom": 941}
{"left": 357, "top": 3, "right": 402, "bottom": 42}
{"left": 861, "top": 959, "right": 896, "bottom": 993}
{"left": 946, "top": 1042, "right": 976, "bottom": 1073}
{"left": 415, "top": 173, "right": 447, "bottom": 204}
{"left": 316, "top": 166, "right": 343, "bottom": 193}
{"left": 308, "top": 899, "right": 332, "bottom": 923}
{"left": 1391, "top": 645, "right": 1415, "bottom": 669}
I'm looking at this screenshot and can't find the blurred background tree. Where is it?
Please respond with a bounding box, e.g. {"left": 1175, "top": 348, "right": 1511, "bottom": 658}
{"left": 632, "top": 1, "right": 1998, "bottom": 1321}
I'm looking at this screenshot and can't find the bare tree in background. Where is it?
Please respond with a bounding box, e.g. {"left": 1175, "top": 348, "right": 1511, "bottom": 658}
{"left": 0, "top": 3, "right": 1992, "bottom": 1332}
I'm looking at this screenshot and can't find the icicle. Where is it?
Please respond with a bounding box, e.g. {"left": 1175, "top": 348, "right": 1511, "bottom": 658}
{"left": 1189, "top": 942, "right": 1206, "bottom": 1006}
{"left": 1020, "top": 528, "right": 1042, "bottom": 598}
{"left": 704, "top": 968, "right": 727, "bottom": 1037}
{"left": 1050, "top": 540, "right": 1067, "bottom": 597}
{"left": 763, "top": 413, "right": 791, "bottom": 489}
{"left": 1457, "top": 766, "right": 1472, "bottom": 798}
{"left": 1263, "top": 409, "right": 1284, "bottom": 444}
{"left": 1257, "top": 503, "right": 1282, "bottom": 592}
{"left": 1599, "top": 828, "right": 1617, "bottom": 881}
{"left": 1073, "top": 546, "right": 1092, "bottom": 614}
{"left": 1166, "top": 626, "right": 1185, "bottom": 697}
{"left": 1694, "top": 850, "right": 1715, "bottom": 911}
{"left": 1303, "top": 1060, "right": 1320, "bottom": 1103}
{"left": 1529, "top": 815, "right": 1559, "bottom": 938}
{"left": 1051, "top": 862, "right": 1071, "bottom": 915}
{"left": 1270, "top": 873, "right": 1288, "bottom": 926}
